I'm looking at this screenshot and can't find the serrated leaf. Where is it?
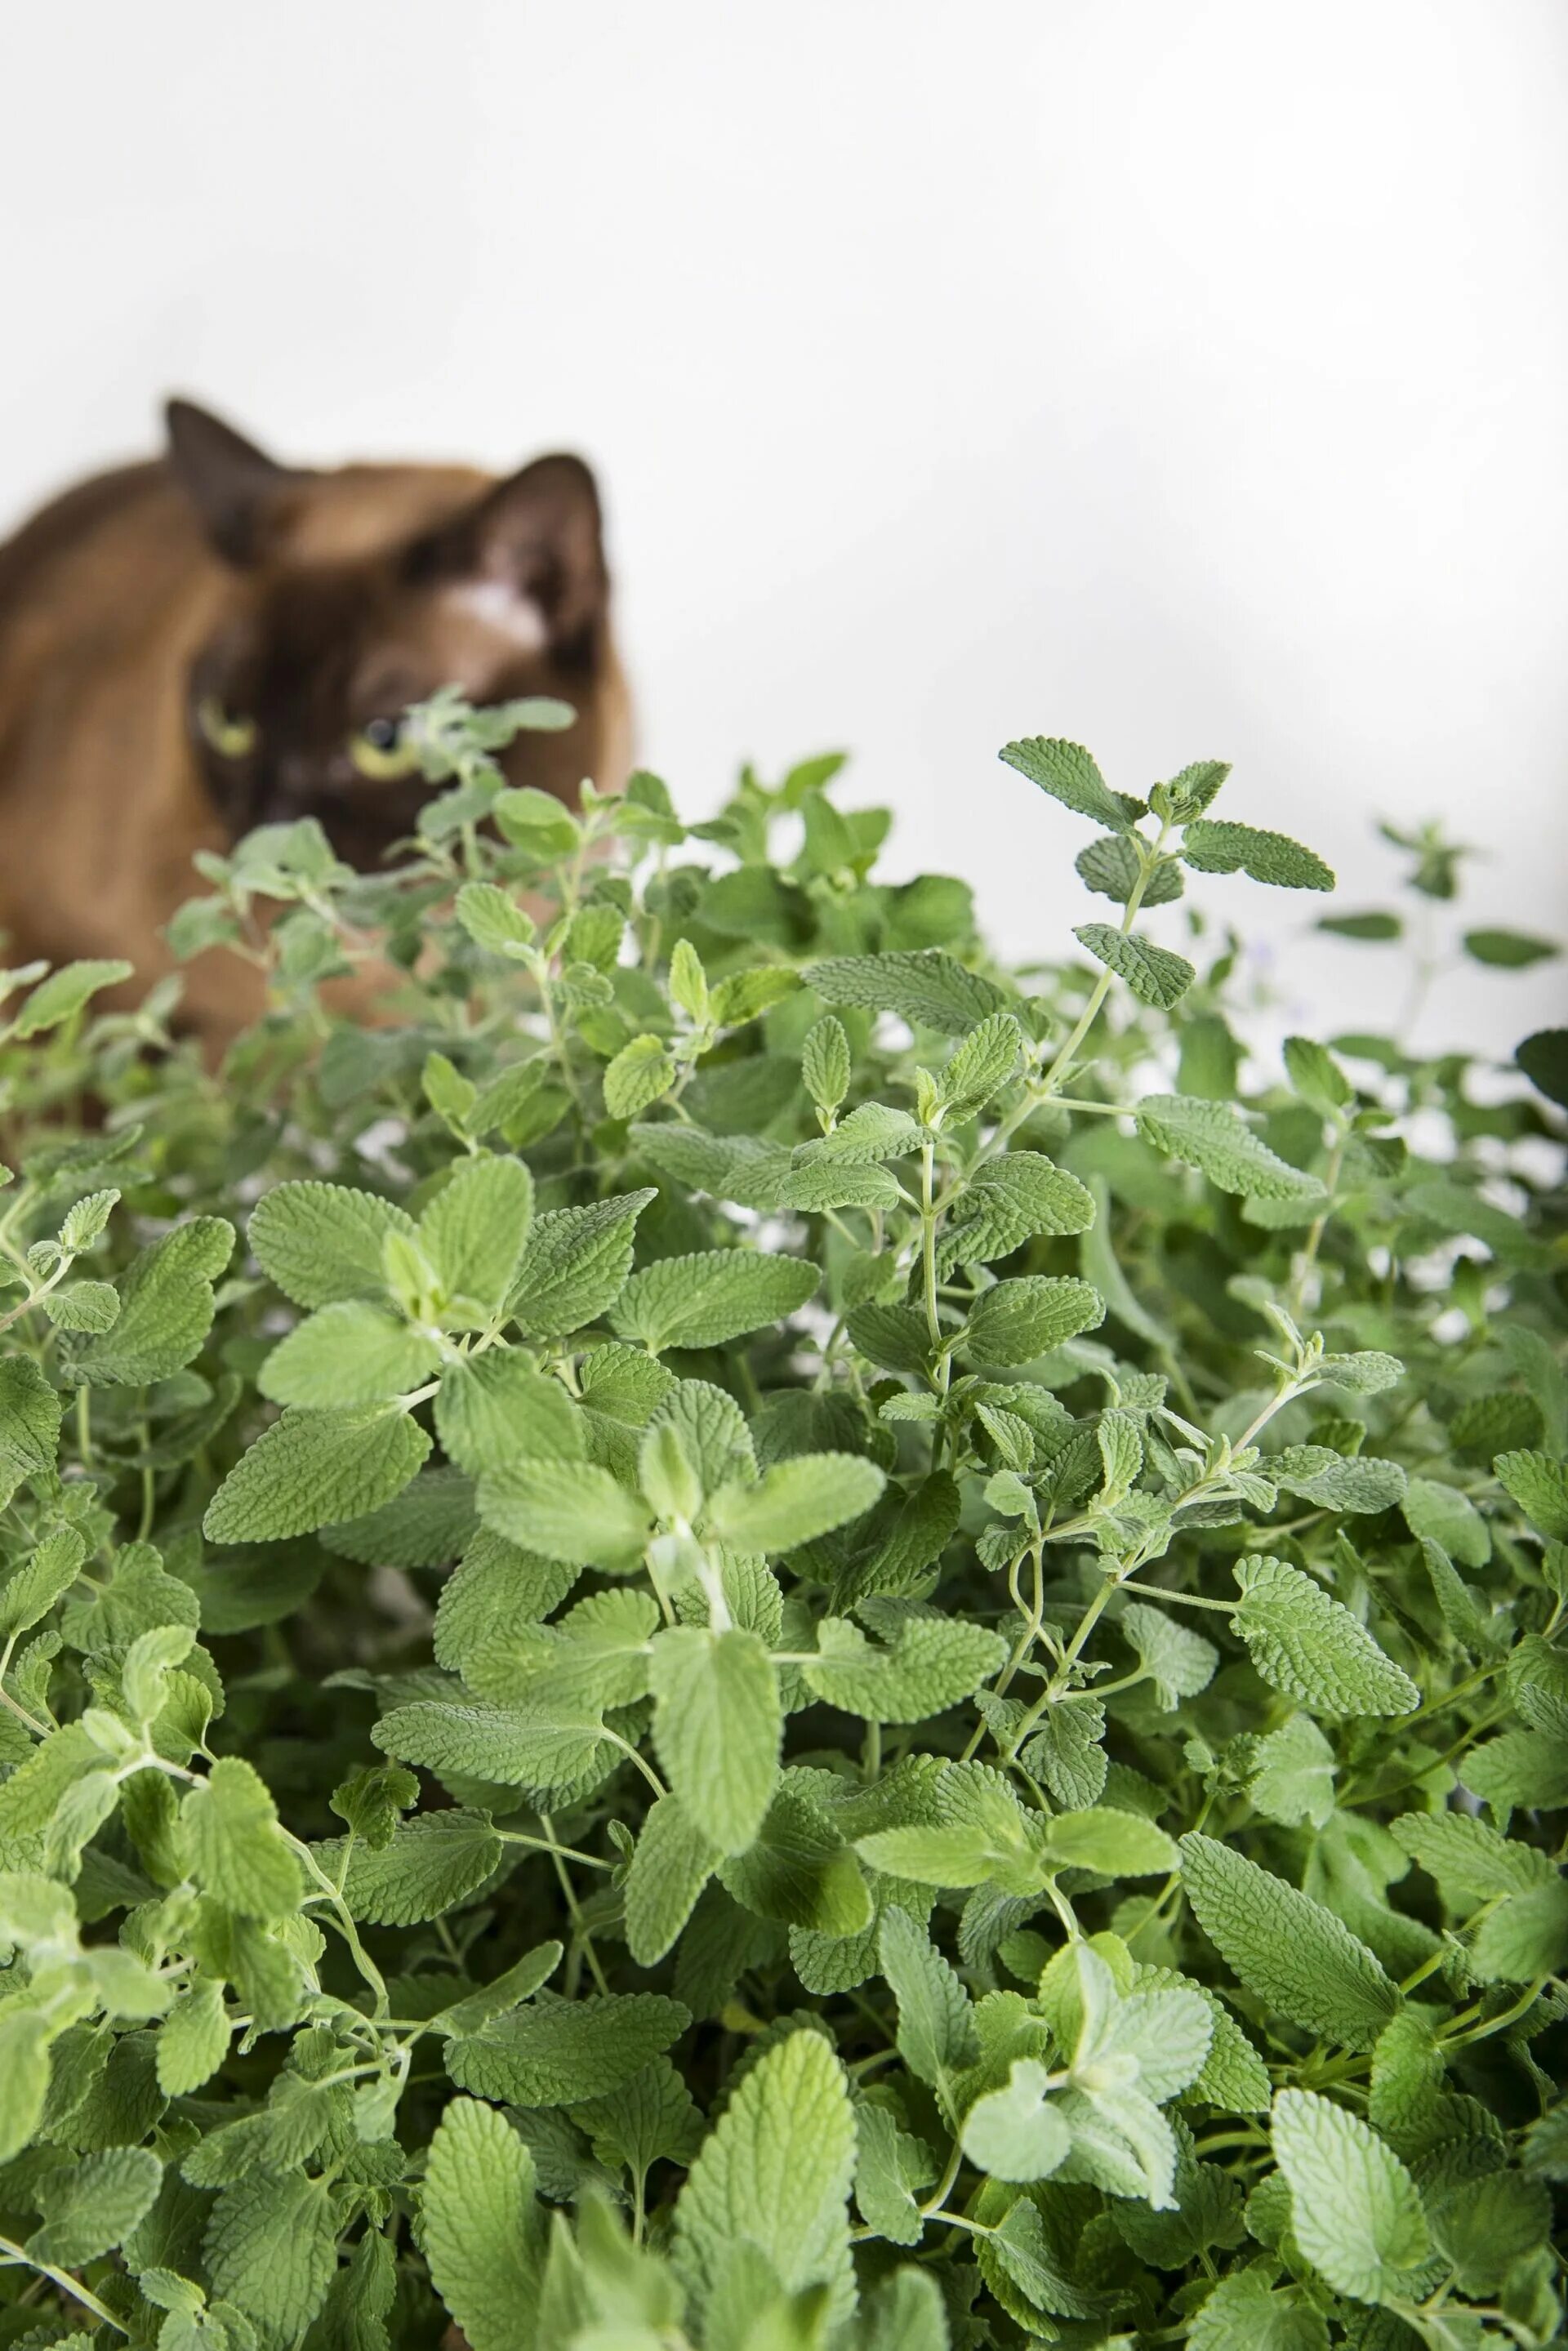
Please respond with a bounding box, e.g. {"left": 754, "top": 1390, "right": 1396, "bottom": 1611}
{"left": 604, "top": 1035, "right": 678, "bottom": 1120}
{"left": 804, "top": 950, "right": 1010, "bottom": 1035}
{"left": 879, "top": 1906, "right": 978, "bottom": 2090}
{"left": 941, "top": 1152, "right": 1095, "bottom": 1266}
{"left": 1271, "top": 2088, "right": 1428, "bottom": 2302}
{"left": 1270, "top": 1446, "right": 1407, "bottom": 1513}
{"left": 1, "top": 1524, "right": 87, "bottom": 1637}
{"left": 649, "top": 1626, "right": 781, "bottom": 1855}
{"left": 12, "top": 957, "right": 133, "bottom": 1035}
{"left": 417, "top": 1154, "right": 535, "bottom": 1323}
{"left": 178, "top": 1757, "right": 303, "bottom": 1919}
{"left": 1137, "top": 1095, "right": 1325, "bottom": 1203}
{"left": 804, "top": 1613, "right": 1007, "bottom": 1724}
{"left": 962, "top": 2056, "right": 1071, "bottom": 2183}
{"left": 29, "top": 2144, "right": 162, "bottom": 2265}
{"left": 1183, "top": 821, "right": 1334, "bottom": 891}
{"left": 435, "top": 1350, "right": 584, "bottom": 1476}
{"left": 1181, "top": 1834, "right": 1398, "bottom": 2049}
{"left": 673, "top": 2030, "right": 856, "bottom": 2323}
{"left": 319, "top": 1809, "right": 506, "bottom": 1925}
{"left": 258, "top": 1300, "right": 441, "bottom": 1408}
{"left": 156, "top": 1976, "right": 232, "bottom": 2096}
{"left": 958, "top": 1276, "right": 1104, "bottom": 1367}
{"left": 707, "top": 1453, "right": 884, "bottom": 1550}
{"left": 476, "top": 1457, "right": 650, "bottom": 1565}
{"left": 60, "top": 1217, "right": 234, "bottom": 1387}
{"left": 1494, "top": 1448, "right": 1568, "bottom": 1540}
{"left": 204, "top": 2171, "right": 339, "bottom": 2344}
{"left": 626, "top": 1793, "right": 719, "bottom": 1964}
{"left": 447, "top": 1991, "right": 688, "bottom": 2105}
{"left": 800, "top": 1015, "right": 850, "bottom": 1114}
{"left": 1232, "top": 1556, "right": 1419, "bottom": 1716}
{"left": 1119, "top": 1601, "right": 1217, "bottom": 1709}
{"left": 249, "top": 1181, "right": 414, "bottom": 1308}
{"left": 999, "top": 737, "right": 1131, "bottom": 830}
{"left": 203, "top": 1405, "right": 431, "bottom": 1543}
{"left": 612, "top": 1249, "right": 818, "bottom": 1352}
{"left": 1043, "top": 1806, "right": 1176, "bottom": 1877}
{"left": 1074, "top": 924, "right": 1196, "bottom": 1009}
{"left": 509, "top": 1189, "right": 656, "bottom": 1339}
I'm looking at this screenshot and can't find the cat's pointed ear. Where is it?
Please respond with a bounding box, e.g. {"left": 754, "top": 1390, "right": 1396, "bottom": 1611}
{"left": 164, "top": 398, "right": 307, "bottom": 566}
{"left": 423, "top": 454, "right": 609, "bottom": 653}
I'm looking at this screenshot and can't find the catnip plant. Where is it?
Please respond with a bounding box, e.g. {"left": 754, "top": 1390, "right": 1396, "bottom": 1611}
{"left": 0, "top": 695, "right": 1562, "bottom": 2351}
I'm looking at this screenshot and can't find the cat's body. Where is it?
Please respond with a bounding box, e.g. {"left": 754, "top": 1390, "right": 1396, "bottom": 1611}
{"left": 0, "top": 403, "right": 630, "bottom": 1040}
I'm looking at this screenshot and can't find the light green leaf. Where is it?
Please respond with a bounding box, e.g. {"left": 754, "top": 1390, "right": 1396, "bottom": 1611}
{"left": 0, "top": 2006, "right": 53, "bottom": 2162}
{"left": 0, "top": 1356, "right": 63, "bottom": 1506}
{"left": 962, "top": 2057, "right": 1071, "bottom": 2183}
{"left": 1119, "top": 1601, "right": 1217, "bottom": 1709}
{"left": 1182, "top": 820, "right": 1334, "bottom": 891}
{"left": 29, "top": 2145, "right": 162, "bottom": 2266}
{"left": 476, "top": 1458, "right": 651, "bottom": 1565}
{"left": 803, "top": 950, "right": 1011, "bottom": 1035}
{"left": 1494, "top": 1448, "right": 1568, "bottom": 1541}
{"left": 456, "top": 880, "right": 537, "bottom": 959}
{"left": 258, "top": 1299, "right": 441, "bottom": 1408}
{"left": 649, "top": 1626, "right": 781, "bottom": 1855}
{"left": 203, "top": 2172, "right": 340, "bottom": 2345}
{"left": 804, "top": 1612, "right": 1007, "bottom": 1724}
{"left": 941, "top": 1153, "right": 1095, "bottom": 1267}
{"left": 1232, "top": 1556, "right": 1419, "bottom": 1716}
{"left": 612, "top": 1249, "right": 818, "bottom": 1352}
{"left": 626, "top": 1794, "right": 719, "bottom": 1965}
{"left": 509, "top": 1189, "right": 657, "bottom": 1339}
{"left": 673, "top": 2029, "right": 857, "bottom": 2322}
{"left": 319, "top": 1808, "right": 506, "bottom": 1925}
{"left": 1, "top": 1523, "right": 87, "bottom": 1637}
{"left": 1043, "top": 1806, "right": 1177, "bottom": 1878}
{"left": 604, "top": 1035, "right": 678, "bottom": 1120}
{"left": 1271, "top": 2088, "right": 1428, "bottom": 2303}
{"left": 1074, "top": 924, "right": 1196, "bottom": 1009}
{"left": 11, "top": 957, "right": 133, "bottom": 1036}
{"left": 178, "top": 1757, "right": 303, "bottom": 1919}
{"left": 435, "top": 1351, "right": 584, "bottom": 1476}
{"left": 879, "top": 1907, "right": 978, "bottom": 2091}
{"left": 1136, "top": 1095, "right": 1326, "bottom": 1204}
{"left": 156, "top": 1976, "right": 232, "bottom": 2095}
{"left": 957, "top": 1276, "right": 1104, "bottom": 1366}
{"left": 203, "top": 1405, "right": 431, "bottom": 1543}
{"left": 1181, "top": 1835, "right": 1398, "bottom": 2050}
{"left": 800, "top": 1016, "right": 850, "bottom": 1115}
{"left": 446, "top": 1991, "right": 688, "bottom": 2106}
{"left": 249, "top": 1180, "right": 416, "bottom": 1308}
{"left": 60, "top": 1217, "right": 235, "bottom": 1387}
{"left": 419, "top": 1154, "right": 535, "bottom": 1323}
{"left": 706, "top": 1454, "right": 884, "bottom": 1551}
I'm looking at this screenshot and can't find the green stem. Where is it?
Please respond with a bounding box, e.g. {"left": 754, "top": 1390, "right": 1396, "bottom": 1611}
{"left": 0, "top": 2236, "right": 128, "bottom": 2333}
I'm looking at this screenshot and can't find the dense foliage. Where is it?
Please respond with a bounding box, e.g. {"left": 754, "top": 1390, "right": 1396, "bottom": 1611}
{"left": 0, "top": 699, "right": 1563, "bottom": 2351}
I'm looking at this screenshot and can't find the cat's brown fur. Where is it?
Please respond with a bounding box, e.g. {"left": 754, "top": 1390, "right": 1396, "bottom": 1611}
{"left": 0, "top": 400, "right": 630, "bottom": 1041}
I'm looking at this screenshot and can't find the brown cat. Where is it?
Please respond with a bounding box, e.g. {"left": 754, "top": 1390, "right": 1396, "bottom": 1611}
{"left": 0, "top": 399, "right": 630, "bottom": 1040}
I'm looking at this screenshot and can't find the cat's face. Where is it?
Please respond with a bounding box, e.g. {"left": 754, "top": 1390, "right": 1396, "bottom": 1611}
{"left": 167, "top": 400, "right": 626, "bottom": 868}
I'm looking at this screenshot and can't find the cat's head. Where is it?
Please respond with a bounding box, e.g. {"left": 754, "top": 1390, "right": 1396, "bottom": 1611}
{"left": 165, "top": 398, "right": 629, "bottom": 868}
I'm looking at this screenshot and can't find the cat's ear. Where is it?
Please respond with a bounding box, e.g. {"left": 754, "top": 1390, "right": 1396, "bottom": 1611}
{"left": 421, "top": 454, "right": 609, "bottom": 652}
{"left": 164, "top": 398, "right": 309, "bottom": 566}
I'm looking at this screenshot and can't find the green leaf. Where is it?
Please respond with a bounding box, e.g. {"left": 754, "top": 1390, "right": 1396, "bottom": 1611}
{"left": 804, "top": 1612, "right": 1007, "bottom": 1724}
{"left": 1516, "top": 1026, "right": 1568, "bottom": 1109}
{"left": 203, "top": 2172, "right": 339, "bottom": 2345}
{"left": 419, "top": 1153, "right": 535, "bottom": 1322}
{"left": 1074, "top": 924, "right": 1196, "bottom": 1009}
{"left": 719, "top": 1783, "right": 871, "bottom": 1934}
{"left": 447, "top": 1991, "right": 688, "bottom": 2105}
{"left": 1318, "top": 908, "right": 1401, "bottom": 940}
{"left": 999, "top": 737, "right": 1131, "bottom": 830}
{"left": 249, "top": 1180, "right": 416, "bottom": 1308}
{"left": 178, "top": 1757, "right": 303, "bottom": 1919}
{"left": 476, "top": 1458, "right": 650, "bottom": 1565}
{"left": 203, "top": 1405, "right": 431, "bottom": 1543}
{"left": 673, "top": 2028, "right": 857, "bottom": 2321}
{"left": 1462, "top": 926, "right": 1558, "bottom": 968}
{"left": 1271, "top": 2088, "right": 1428, "bottom": 2303}
{"left": 1042, "top": 1806, "right": 1177, "bottom": 1877}
{"left": 321, "top": 1809, "right": 506, "bottom": 1925}
{"left": 707, "top": 1454, "right": 884, "bottom": 1550}
{"left": 1270, "top": 1446, "right": 1408, "bottom": 1512}
{"left": 1390, "top": 1807, "right": 1554, "bottom": 1904}
{"left": 941, "top": 1152, "right": 1095, "bottom": 1265}
{"left": 961, "top": 2056, "right": 1071, "bottom": 2183}
{"left": 0, "top": 1356, "right": 63, "bottom": 1506}
{"left": 258, "top": 1299, "right": 441, "bottom": 1408}
{"left": 0, "top": 1523, "right": 87, "bottom": 1637}
{"left": 1181, "top": 1835, "right": 1398, "bottom": 2049}
{"left": 435, "top": 1350, "right": 584, "bottom": 1476}
{"left": 29, "top": 2145, "right": 162, "bottom": 2265}
{"left": 456, "top": 879, "right": 537, "bottom": 958}
{"left": 1494, "top": 1448, "right": 1568, "bottom": 1540}
{"left": 372, "top": 1698, "right": 616, "bottom": 1793}
{"left": 60, "top": 1217, "right": 234, "bottom": 1387}
{"left": 1136, "top": 1095, "right": 1326, "bottom": 1203}
{"left": 156, "top": 1976, "right": 232, "bottom": 2095}
{"left": 626, "top": 1794, "right": 719, "bottom": 1964}
{"left": 958, "top": 1276, "right": 1104, "bottom": 1366}
{"left": 505, "top": 1187, "right": 655, "bottom": 1338}
{"left": 1400, "top": 1475, "right": 1490, "bottom": 1566}
{"left": 1187, "top": 2268, "right": 1330, "bottom": 2350}
{"left": 879, "top": 1906, "right": 978, "bottom": 2090}
{"left": 40, "top": 1279, "right": 120, "bottom": 1334}
{"left": 1181, "top": 819, "right": 1333, "bottom": 890}
{"left": 1232, "top": 1556, "right": 1419, "bottom": 1716}
{"left": 1119, "top": 1601, "right": 1217, "bottom": 1709}
{"left": 804, "top": 949, "right": 1011, "bottom": 1035}
{"left": 11, "top": 957, "right": 133, "bottom": 1035}
{"left": 604, "top": 1035, "right": 678, "bottom": 1120}
{"left": 0, "top": 2006, "right": 53, "bottom": 2161}
{"left": 938, "top": 1012, "right": 1022, "bottom": 1115}
{"left": 612, "top": 1249, "right": 819, "bottom": 1352}
{"left": 649, "top": 1626, "right": 781, "bottom": 1855}
{"left": 800, "top": 1016, "right": 850, "bottom": 1115}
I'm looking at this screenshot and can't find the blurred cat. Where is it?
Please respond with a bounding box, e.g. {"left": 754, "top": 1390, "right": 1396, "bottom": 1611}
{"left": 0, "top": 399, "right": 630, "bottom": 1040}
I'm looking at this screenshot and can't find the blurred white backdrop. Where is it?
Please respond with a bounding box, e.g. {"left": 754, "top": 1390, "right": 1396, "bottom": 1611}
{"left": 3, "top": 0, "right": 1565, "bottom": 1053}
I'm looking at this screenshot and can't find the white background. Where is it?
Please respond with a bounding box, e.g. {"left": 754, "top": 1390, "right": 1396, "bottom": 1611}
{"left": 4, "top": 0, "right": 1565, "bottom": 1054}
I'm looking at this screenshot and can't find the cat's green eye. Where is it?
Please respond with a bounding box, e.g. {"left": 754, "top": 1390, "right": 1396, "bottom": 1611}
{"left": 350, "top": 715, "right": 421, "bottom": 781}
{"left": 196, "top": 697, "right": 256, "bottom": 759}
